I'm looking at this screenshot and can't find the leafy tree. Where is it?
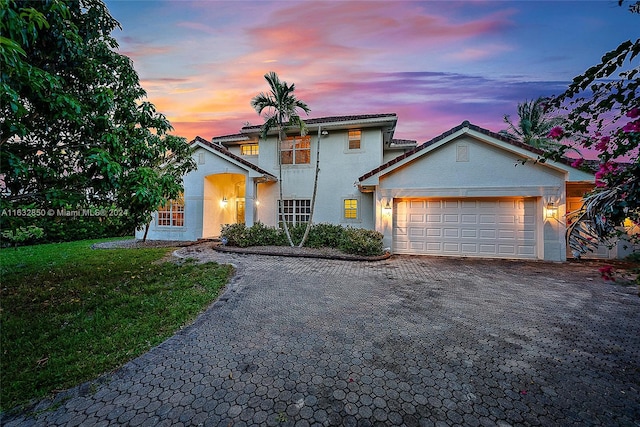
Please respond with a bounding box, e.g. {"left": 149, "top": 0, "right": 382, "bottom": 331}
{"left": 0, "top": 0, "right": 195, "bottom": 240}
{"left": 251, "top": 71, "right": 310, "bottom": 247}
{"left": 501, "top": 97, "right": 564, "bottom": 149}
{"left": 546, "top": 34, "right": 639, "bottom": 259}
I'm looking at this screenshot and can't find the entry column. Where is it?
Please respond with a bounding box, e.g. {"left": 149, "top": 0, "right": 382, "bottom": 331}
{"left": 244, "top": 176, "right": 256, "bottom": 226}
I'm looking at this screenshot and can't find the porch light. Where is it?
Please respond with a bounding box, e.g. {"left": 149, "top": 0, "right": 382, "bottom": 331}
{"left": 545, "top": 202, "right": 558, "bottom": 219}
{"left": 382, "top": 200, "right": 392, "bottom": 217}
{"left": 220, "top": 197, "right": 228, "bottom": 208}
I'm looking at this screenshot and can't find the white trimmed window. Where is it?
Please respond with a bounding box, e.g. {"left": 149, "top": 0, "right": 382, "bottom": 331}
{"left": 241, "top": 144, "right": 259, "bottom": 156}
{"left": 348, "top": 130, "right": 361, "bottom": 150}
{"left": 344, "top": 198, "right": 358, "bottom": 219}
{"left": 157, "top": 196, "right": 184, "bottom": 227}
{"left": 279, "top": 199, "right": 311, "bottom": 225}
{"left": 281, "top": 135, "right": 310, "bottom": 164}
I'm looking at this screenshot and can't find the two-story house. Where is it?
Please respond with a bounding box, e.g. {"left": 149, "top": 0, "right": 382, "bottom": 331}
{"left": 137, "top": 113, "right": 635, "bottom": 261}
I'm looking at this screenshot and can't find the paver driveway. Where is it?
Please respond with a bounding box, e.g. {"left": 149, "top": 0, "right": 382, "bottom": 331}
{"left": 4, "top": 248, "right": 640, "bottom": 426}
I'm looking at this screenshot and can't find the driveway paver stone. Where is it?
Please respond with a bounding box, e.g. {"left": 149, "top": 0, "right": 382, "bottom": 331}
{"left": 2, "top": 247, "right": 639, "bottom": 426}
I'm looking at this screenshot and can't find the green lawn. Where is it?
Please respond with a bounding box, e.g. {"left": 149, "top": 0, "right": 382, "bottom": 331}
{"left": 0, "top": 238, "right": 232, "bottom": 412}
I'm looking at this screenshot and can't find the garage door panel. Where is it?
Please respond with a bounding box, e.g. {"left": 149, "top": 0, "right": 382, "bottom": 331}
{"left": 426, "top": 228, "right": 441, "bottom": 237}
{"left": 519, "top": 230, "right": 535, "bottom": 240}
{"left": 479, "top": 229, "right": 496, "bottom": 239}
{"left": 461, "top": 214, "right": 477, "bottom": 223}
{"left": 409, "top": 227, "right": 424, "bottom": 237}
{"left": 479, "top": 215, "right": 496, "bottom": 224}
{"left": 521, "top": 215, "right": 535, "bottom": 225}
{"left": 518, "top": 246, "right": 536, "bottom": 255}
{"left": 426, "top": 242, "right": 442, "bottom": 251}
{"left": 426, "top": 200, "right": 440, "bottom": 208}
{"left": 443, "top": 242, "right": 459, "bottom": 252}
{"left": 443, "top": 228, "right": 459, "bottom": 238}
{"left": 461, "top": 229, "right": 477, "bottom": 238}
{"left": 479, "top": 244, "right": 497, "bottom": 254}
{"left": 444, "top": 200, "right": 460, "bottom": 209}
{"left": 498, "top": 229, "right": 515, "bottom": 239}
{"left": 394, "top": 197, "right": 537, "bottom": 259}
{"left": 462, "top": 243, "right": 479, "bottom": 253}
{"left": 410, "top": 241, "right": 425, "bottom": 250}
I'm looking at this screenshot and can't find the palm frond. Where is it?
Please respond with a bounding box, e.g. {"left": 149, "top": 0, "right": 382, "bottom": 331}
{"left": 567, "top": 187, "right": 619, "bottom": 257}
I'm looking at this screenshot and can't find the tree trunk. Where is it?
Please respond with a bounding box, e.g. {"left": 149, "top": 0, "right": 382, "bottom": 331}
{"left": 143, "top": 222, "right": 150, "bottom": 242}
{"left": 299, "top": 126, "right": 321, "bottom": 247}
{"left": 277, "top": 127, "right": 295, "bottom": 247}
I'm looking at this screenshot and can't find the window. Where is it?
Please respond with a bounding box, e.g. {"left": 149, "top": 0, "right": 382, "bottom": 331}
{"left": 344, "top": 198, "right": 358, "bottom": 219}
{"left": 279, "top": 199, "right": 311, "bottom": 225}
{"left": 348, "top": 130, "right": 361, "bottom": 150}
{"left": 281, "top": 135, "right": 310, "bottom": 164}
{"left": 241, "top": 144, "right": 259, "bottom": 156}
{"left": 157, "top": 196, "right": 184, "bottom": 227}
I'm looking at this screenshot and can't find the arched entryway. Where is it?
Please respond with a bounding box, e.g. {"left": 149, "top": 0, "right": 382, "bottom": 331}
{"left": 202, "top": 173, "right": 246, "bottom": 238}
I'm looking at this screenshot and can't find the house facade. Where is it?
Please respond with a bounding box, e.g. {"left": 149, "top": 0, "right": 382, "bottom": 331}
{"left": 137, "top": 113, "right": 634, "bottom": 261}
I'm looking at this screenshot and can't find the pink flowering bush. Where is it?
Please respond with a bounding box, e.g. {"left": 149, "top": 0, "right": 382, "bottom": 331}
{"left": 545, "top": 38, "right": 639, "bottom": 268}
{"left": 598, "top": 265, "right": 615, "bottom": 282}
{"left": 547, "top": 126, "right": 564, "bottom": 139}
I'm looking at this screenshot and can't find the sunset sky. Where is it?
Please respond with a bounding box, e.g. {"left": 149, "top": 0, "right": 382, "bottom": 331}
{"left": 104, "top": 0, "right": 637, "bottom": 144}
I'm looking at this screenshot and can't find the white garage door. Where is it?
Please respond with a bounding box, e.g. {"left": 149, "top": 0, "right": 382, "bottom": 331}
{"left": 393, "top": 198, "right": 537, "bottom": 259}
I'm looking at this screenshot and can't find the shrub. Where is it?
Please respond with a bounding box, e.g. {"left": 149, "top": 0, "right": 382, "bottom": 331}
{"left": 306, "top": 223, "right": 344, "bottom": 248}
{"left": 1, "top": 225, "right": 44, "bottom": 248}
{"left": 220, "top": 222, "right": 385, "bottom": 256}
{"left": 246, "top": 222, "right": 286, "bottom": 246}
{"left": 220, "top": 223, "right": 249, "bottom": 247}
{"left": 287, "top": 223, "right": 307, "bottom": 246}
{"left": 338, "top": 227, "right": 384, "bottom": 256}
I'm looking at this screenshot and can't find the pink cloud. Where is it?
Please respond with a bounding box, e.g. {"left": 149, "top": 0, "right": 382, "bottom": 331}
{"left": 176, "top": 21, "right": 220, "bottom": 35}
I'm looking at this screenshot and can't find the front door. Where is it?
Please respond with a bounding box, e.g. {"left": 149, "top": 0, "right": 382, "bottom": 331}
{"left": 236, "top": 200, "right": 245, "bottom": 224}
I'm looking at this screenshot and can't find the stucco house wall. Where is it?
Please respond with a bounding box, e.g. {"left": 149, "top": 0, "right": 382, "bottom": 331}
{"left": 136, "top": 114, "right": 630, "bottom": 262}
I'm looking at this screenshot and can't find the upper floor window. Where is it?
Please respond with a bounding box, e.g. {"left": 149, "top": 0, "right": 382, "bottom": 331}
{"left": 241, "top": 144, "right": 259, "bottom": 156}
{"left": 348, "top": 130, "right": 361, "bottom": 150}
{"left": 157, "top": 195, "right": 184, "bottom": 227}
{"left": 344, "top": 198, "right": 358, "bottom": 219}
{"left": 281, "top": 135, "right": 310, "bottom": 164}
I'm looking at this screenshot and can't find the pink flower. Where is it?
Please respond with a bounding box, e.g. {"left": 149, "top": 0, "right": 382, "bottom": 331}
{"left": 626, "top": 107, "right": 639, "bottom": 118}
{"left": 595, "top": 136, "right": 610, "bottom": 151}
{"left": 594, "top": 161, "right": 617, "bottom": 187}
{"left": 571, "top": 158, "right": 584, "bottom": 168}
{"left": 547, "top": 126, "right": 564, "bottom": 139}
{"left": 622, "top": 120, "right": 640, "bottom": 133}
{"left": 598, "top": 265, "right": 615, "bottom": 281}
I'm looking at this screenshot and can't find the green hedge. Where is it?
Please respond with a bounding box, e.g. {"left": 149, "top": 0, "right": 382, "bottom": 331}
{"left": 0, "top": 203, "right": 131, "bottom": 245}
{"left": 220, "top": 222, "right": 384, "bottom": 256}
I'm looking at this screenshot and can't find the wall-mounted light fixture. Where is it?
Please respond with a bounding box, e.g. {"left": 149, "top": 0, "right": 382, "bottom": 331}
{"left": 255, "top": 200, "right": 260, "bottom": 206}
{"left": 220, "top": 197, "right": 228, "bottom": 208}
{"left": 321, "top": 130, "right": 329, "bottom": 136}
{"left": 382, "top": 200, "right": 392, "bottom": 217}
{"left": 545, "top": 202, "right": 558, "bottom": 219}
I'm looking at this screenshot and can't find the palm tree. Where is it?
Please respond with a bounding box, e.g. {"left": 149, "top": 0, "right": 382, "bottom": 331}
{"left": 502, "top": 97, "right": 563, "bottom": 149}
{"left": 251, "top": 71, "right": 310, "bottom": 247}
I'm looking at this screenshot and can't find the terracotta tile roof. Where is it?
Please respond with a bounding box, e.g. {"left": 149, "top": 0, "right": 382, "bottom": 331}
{"left": 210, "top": 133, "right": 250, "bottom": 142}
{"left": 358, "top": 120, "right": 577, "bottom": 183}
{"left": 241, "top": 113, "right": 397, "bottom": 132}
{"left": 191, "top": 136, "right": 277, "bottom": 180}
{"left": 389, "top": 138, "right": 417, "bottom": 145}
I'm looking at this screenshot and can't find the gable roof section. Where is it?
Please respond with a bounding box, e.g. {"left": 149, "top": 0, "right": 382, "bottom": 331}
{"left": 210, "top": 133, "right": 252, "bottom": 145}
{"left": 240, "top": 113, "right": 398, "bottom": 133}
{"left": 191, "top": 136, "right": 277, "bottom": 181}
{"left": 358, "top": 120, "right": 594, "bottom": 185}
